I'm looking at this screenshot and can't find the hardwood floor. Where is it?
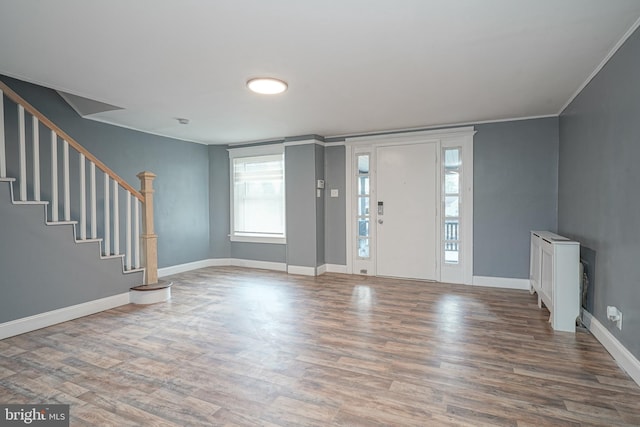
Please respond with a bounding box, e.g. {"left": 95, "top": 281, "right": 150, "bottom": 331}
{"left": 1, "top": 267, "right": 639, "bottom": 426}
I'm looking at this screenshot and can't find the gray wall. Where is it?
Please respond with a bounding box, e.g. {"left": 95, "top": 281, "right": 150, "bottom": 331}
{"left": 0, "top": 182, "right": 142, "bottom": 323}
{"left": 558, "top": 27, "right": 640, "bottom": 358}
{"left": 315, "top": 144, "right": 325, "bottom": 266}
{"left": 285, "top": 144, "right": 318, "bottom": 268}
{"left": 208, "top": 145, "right": 231, "bottom": 259}
{"left": 324, "top": 145, "right": 347, "bottom": 265}
{"left": 474, "top": 118, "right": 559, "bottom": 278}
{"left": 1, "top": 76, "right": 210, "bottom": 268}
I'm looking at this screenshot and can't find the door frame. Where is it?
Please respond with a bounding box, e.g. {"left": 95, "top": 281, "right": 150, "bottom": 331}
{"left": 344, "top": 126, "right": 475, "bottom": 285}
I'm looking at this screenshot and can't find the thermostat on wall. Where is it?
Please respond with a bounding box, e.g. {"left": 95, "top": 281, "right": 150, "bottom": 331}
{"left": 317, "top": 179, "right": 325, "bottom": 189}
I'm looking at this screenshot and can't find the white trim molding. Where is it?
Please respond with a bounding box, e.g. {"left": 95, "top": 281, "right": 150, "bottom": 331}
{"left": 472, "top": 276, "right": 531, "bottom": 290}
{"left": 326, "top": 264, "right": 348, "bottom": 274}
{"left": 158, "top": 258, "right": 229, "bottom": 277}
{"left": 158, "top": 258, "right": 349, "bottom": 276}
{"left": 345, "top": 126, "right": 475, "bottom": 145}
{"left": 283, "top": 138, "right": 325, "bottom": 147}
{"left": 0, "top": 293, "right": 130, "bottom": 340}
{"left": 287, "top": 265, "right": 317, "bottom": 276}
{"left": 583, "top": 311, "right": 640, "bottom": 387}
{"left": 230, "top": 258, "right": 287, "bottom": 272}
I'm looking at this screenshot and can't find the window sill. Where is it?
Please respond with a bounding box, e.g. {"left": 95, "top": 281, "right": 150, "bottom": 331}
{"left": 230, "top": 235, "right": 287, "bottom": 245}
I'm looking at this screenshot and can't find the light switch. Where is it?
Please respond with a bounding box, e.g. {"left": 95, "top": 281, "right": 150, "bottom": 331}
{"left": 330, "top": 189, "right": 339, "bottom": 198}
{"left": 317, "top": 189, "right": 321, "bottom": 198}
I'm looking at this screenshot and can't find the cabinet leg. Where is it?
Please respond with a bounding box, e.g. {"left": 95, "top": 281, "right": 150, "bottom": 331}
{"left": 537, "top": 295, "right": 542, "bottom": 309}
{"left": 529, "top": 284, "right": 535, "bottom": 295}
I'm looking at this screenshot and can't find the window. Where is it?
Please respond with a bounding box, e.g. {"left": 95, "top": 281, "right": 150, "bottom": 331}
{"left": 443, "top": 147, "right": 461, "bottom": 264}
{"left": 229, "top": 146, "right": 285, "bottom": 243}
{"left": 356, "top": 154, "right": 370, "bottom": 258}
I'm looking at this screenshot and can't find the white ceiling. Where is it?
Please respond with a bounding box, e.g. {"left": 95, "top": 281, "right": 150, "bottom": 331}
{"left": 1, "top": 1, "right": 640, "bottom": 145}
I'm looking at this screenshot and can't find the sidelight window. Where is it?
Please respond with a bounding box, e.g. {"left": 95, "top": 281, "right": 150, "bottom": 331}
{"left": 443, "top": 147, "right": 461, "bottom": 264}
{"left": 356, "top": 154, "right": 370, "bottom": 258}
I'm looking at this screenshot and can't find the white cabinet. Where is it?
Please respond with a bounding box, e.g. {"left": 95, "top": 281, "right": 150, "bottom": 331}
{"left": 529, "top": 231, "right": 580, "bottom": 332}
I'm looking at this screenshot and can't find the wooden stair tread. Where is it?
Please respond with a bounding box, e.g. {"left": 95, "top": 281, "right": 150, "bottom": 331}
{"left": 75, "top": 238, "right": 103, "bottom": 243}
{"left": 46, "top": 220, "right": 78, "bottom": 225}
{"left": 131, "top": 280, "right": 173, "bottom": 291}
{"left": 13, "top": 200, "right": 49, "bottom": 205}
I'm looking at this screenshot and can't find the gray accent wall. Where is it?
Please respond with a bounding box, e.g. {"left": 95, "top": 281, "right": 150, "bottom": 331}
{"left": 285, "top": 144, "right": 319, "bottom": 268}
{"left": 208, "top": 145, "right": 231, "bottom": 259}
{"left": 324, "top": 145, "right": 347, "bottom": 265}
{"left": 0, "top": 181, "right": 142, "bottom": 323}
{"left": 474, "top": 118, "right": 559, "bottom": 279}
{"left": 315, "top": 144, "right": 325, "bottom": 266}
{"left": 1, "top": 76, "right": 210, "bottom": 268}
{"left": 558, "top": 27, "right": 640, "bottom": 358}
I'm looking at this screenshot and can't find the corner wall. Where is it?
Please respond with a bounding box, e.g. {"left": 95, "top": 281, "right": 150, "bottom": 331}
{"left": 558, "top": 27, "right": 640, "bottom": 359}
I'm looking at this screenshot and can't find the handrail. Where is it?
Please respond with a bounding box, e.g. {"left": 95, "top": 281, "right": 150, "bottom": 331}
{"left": 0, "top": 80, "right": 144, "bottom": 202}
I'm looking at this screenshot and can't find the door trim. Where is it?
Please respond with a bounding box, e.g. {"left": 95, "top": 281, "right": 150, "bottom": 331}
{"left": 345, "top": 127, "right": 475, "bottom": 285}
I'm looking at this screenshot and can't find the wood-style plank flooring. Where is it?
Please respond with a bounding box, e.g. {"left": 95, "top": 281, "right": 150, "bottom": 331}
{"left": 1, "top": 267, "right": 639, "bottom": 426}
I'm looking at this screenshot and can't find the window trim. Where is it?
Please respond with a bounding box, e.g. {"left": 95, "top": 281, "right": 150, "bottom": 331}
{"left": 228, "top": 144, "right": 286, "bottom": 244}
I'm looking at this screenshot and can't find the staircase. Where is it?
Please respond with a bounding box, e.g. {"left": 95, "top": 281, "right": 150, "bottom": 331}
{"left": 0, "top": 80, "right": 169, "bottom": 339}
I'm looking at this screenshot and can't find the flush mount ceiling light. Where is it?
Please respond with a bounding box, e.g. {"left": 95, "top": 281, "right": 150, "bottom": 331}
{"left": 246, "top": 77, "right": 288, "bottom": 95}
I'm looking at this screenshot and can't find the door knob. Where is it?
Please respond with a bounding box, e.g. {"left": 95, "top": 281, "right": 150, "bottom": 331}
{"left": 378, "top": 219, "right": 384, "bottom": 224}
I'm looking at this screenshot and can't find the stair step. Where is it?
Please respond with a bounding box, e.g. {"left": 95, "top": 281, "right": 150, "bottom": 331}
{"left": 75, "top": 238, "right": 103, "bottom": 244}
{"left": 46, "top": 220, "right": 78, "bottom": 226}
{"left": 101, "top": 254, "right": 124, "bottom": 260}
{"left": 13, "top": 200, "right": 49, "bottom": 205}
{"left": 124, "top": 267, "right": 145, "bottom": 274}
{"left": 0, "top": 177, "right": 16, "bottom": 182}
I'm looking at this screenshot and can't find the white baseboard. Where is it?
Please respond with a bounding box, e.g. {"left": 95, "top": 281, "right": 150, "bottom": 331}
{"left": 472, "top": 275, "right": 530, "bottom": 290}
{"left": 287, "top": 265, "right": 317, "bottom": 276}
{"left": 158, "top": 259, "right": 226, "bottom": 277}
{"left": 0, "top": 293, "right": 130, "bottom": 340}
{"left": 583, "top": 311, "right": 640, "bottom": 387}
{"left": 230, "top": 258, "right": 287, "bottom": 272}
{"left": 158, "top": 259, "right": 347, "bottom": 277}
{"left": 325, "top": 264, "right": 348, "bottom": 274}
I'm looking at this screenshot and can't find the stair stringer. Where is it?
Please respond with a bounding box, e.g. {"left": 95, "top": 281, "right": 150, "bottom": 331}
{"left": 0, "top": 178, "right": 144, "bottom": 332}
{"left": 2, "top": 177, "right": 145, "bottom": 277}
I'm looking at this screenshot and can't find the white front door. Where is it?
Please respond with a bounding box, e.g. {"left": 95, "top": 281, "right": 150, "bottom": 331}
{"left": 376, "top": 143, "right": 438, "bottom": 280}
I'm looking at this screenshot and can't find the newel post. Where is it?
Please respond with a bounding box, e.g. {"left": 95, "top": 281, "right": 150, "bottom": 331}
{"left": 137, "top": 171, "right": 158, "bottom": 285}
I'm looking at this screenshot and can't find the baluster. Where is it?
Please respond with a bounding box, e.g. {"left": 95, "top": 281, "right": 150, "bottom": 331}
{"left": 104, "top": 175, "right": 110, "bottom": 255}
{"left": 113, "top": 183, "right": 119, "bottom": 255}
{"left": 63, "top": 140, "right": 70, "bottom": 221}
{"left": 126, "top": 191, "right": 132, "bottom": 270}
{"left": 79, "top": 154, "right": 86, "bottom": 240}
{"left": 90, "top": 162, "right": 97, "bottom": 239}
{"left": 32, "top": 117, "right": 40, "bottom": 201}
{"left": 134, "top": 199, "right": 140, "bottom": 269}
{"left": 0, "top": 89, "right": 6, "bottom": 178}
{"left": 51, "top": 131, "right": 58, "bottom": 221}
{"left": 18, "top": 105, "right": 26, "bottom": 201}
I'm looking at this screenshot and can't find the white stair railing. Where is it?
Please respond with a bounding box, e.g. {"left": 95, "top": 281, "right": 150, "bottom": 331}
{"left": 0, "top": 81, "right": 157, "bottom": 282}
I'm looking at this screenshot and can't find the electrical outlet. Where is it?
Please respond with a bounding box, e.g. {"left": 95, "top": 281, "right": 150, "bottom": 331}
{"left": 607, "top": 306, "right": 623, "bottom": 330}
